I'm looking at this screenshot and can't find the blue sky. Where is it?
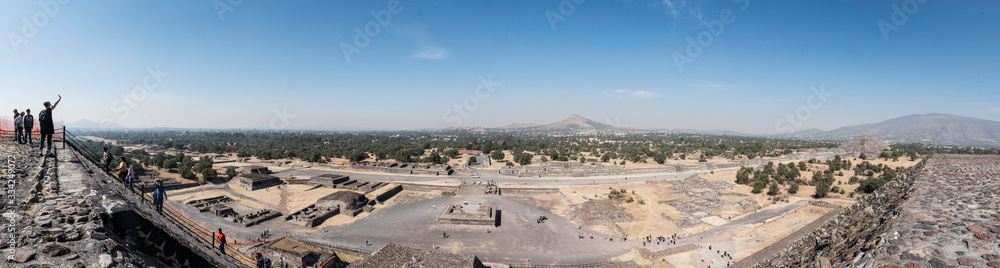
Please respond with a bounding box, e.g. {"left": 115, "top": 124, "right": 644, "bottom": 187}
{"left": 1, "top": 0, "right": 998, "bottom": 133}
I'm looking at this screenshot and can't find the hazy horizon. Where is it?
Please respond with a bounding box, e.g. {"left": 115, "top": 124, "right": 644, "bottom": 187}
{"left": 2, "top": 1, "right": 998, "bottom": 133}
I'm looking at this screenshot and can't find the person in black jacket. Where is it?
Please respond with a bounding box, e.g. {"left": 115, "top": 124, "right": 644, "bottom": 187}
{"left": 23, "top": 109, "right": 34, "bottom": 145}
{"left": 38, "top": 94, "right": 61, "bottom": 157}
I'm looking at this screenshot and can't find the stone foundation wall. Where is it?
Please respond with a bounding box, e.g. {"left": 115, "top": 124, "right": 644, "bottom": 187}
{"left": 399, "top": 183, "right": 458, "bottom": 192}
{"left": 375, "top": 185, "right": 403, "bottom": 203}
{"left": 498, "top": 187, "right": 560, "bottom": 195}
{"left": 735, "top": 159, "right": 928, "bottom": 268}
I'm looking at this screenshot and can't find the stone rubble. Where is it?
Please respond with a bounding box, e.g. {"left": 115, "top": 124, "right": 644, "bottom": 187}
{"left": 1, "top": 140, "right": 151, "bottom": 267}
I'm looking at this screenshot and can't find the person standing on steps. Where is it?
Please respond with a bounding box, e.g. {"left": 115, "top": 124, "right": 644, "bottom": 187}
{"left": 117, "top": 157, "right": 128, "bottom": 182}
{"left": 217, "top": 228, "right": 227, "bottom": 254}
{"left": 14, "top": 111, "right": 23, "bottom": 144}
{"left": 126, "top": 162, "right": 136, "bottom": 194}
{"left": 153, "top": 179, "right": 166, "bottom": 215}
{"left": 101, "top": 147, "right": 113, "bottom": 172}
{"left": 37, "top": 94, "right": 61, "bottom": 157}
{"left": 23, "top": 109, "right": 34, "bottom": 145}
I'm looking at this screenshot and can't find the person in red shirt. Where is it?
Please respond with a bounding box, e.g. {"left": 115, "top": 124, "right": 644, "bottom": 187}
{"left": 217, "top": 228, "right": 226, "bottom": 254}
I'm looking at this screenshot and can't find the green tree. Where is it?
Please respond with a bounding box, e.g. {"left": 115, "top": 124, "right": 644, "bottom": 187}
{"left": 197, "top": 156, "right": 214, "bottom": 174}
{"left": 751, "top": 179, "right": 766, "bottom": 194}
{"left": 767, "top": 182, "right": 780, "bottom": 196}
{"left": 347, "top": 151, "right": 369, "bottom": 163}
{"left": 654, "top": 153, "right": 667, "bottom": 164}
{"left": 601, "top": 153, "right": 612, "bottom": 162}
{"left": 429, "top": 152, "right": 442, "bottom": 164}
{"left": 515, "top": 153, "right": 533, "bottom": 166}
{"left": 814, "top": 180, "right": 831, "bottom": 198}
{"left": 163, "top": 160, "right": 178, "bottom": 169}
{"left": 200, "top": 168, "right": 217, "bottom": 184}
{"left": 443, "top": 149, "right": 460, "bottom": 158}
{"left": 491, "top": 150, "right": 505, "bottom": 161}
{"left": 225, "top": 166, "right": 238, "bottom": 180}
{"left": 735, "top": 170, "right": 750, "bottom": 185}
{"left": 788, "top": 183, "right": 799, "bottom": 194}
{"left": 468, "top": 156, "right": 477, "bottom": 164}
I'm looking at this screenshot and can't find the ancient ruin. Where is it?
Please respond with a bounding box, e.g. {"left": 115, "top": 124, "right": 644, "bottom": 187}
{"left": 499, "top": 162, "right": 625, "bottom": 177}
{"left": 317, "top": 191, "right": 372, "bottom": 217}
{"left": 349, "top": 243, "right": 488, "bottom": 268}
{"left": 285, "top": 174, "right": 387, "bottom": 193}
{"left": 838, "top": 134, "right": 891, "bottom": 157}
{"left": 237, "top": 165, "right": 272, "bottom": 175}
{"left": 229, "top": 173, "right": 283, "bottom": 191}
{"left": 248, "top": 237, "right": 348, "bottom": 268}
{"left": 350, "top": 162, "right": 453, "bottom": 175}
{"left": 436, "top": 204, "right": 497, "bottom": 226}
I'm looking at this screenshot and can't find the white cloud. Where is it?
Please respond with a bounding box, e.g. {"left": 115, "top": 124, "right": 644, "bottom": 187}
{"left": 405, "top": 24, "right": 450, "bottom": 60}
{"left": 655, "top": 0, "right": 703, "bottom": 20}
{"left": 989, "top": 107, "right": 1000, "bottom": 112}
{"left": 411, "top": 46, "right": 450, "bottom": 60}
{"left": 688, "top": 81, "right": 737, "bottom": 92}
{"left": 604, "top": 89, "right": 660, "bottom": 99}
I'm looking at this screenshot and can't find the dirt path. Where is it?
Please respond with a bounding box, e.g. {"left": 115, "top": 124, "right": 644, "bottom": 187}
{"left": 278, "top": 185, "right": 289, "bottom": 215}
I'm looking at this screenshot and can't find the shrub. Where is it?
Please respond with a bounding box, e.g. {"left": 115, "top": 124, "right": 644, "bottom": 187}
{"left": 788, "top": 183, "right": 799, "bottom": 194}
{"left": 767, "top": 182, "right": 780, "bottom": 196}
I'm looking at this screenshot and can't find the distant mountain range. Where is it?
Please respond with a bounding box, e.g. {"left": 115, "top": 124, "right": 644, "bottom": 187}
{"left": 785, "top": 113, "right": 1000, "bottom": 147}
{"left": 460, "top": 114, "right": 633, "bottom": 135}
{"left": 68, "top": 113, "right": 1000, "bottom": 148}
{"left": 472, "top": 113, "right": 1000, "bottom": 147}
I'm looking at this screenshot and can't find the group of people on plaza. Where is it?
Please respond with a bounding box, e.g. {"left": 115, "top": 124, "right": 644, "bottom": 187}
{"left": 10, "top": 94, "right": 60, "bottom": 157}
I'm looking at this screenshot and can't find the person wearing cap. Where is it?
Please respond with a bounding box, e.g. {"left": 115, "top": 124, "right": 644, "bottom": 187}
{"left": 37, "top": 94, "right": 61, "bottom": 157}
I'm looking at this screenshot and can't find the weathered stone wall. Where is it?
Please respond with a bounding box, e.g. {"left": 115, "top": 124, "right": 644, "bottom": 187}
{"left": 398, "top": 183, "right": 458, "bottom": 192}
{"left": 375, "top": 185, "right": 403, "bottom": 203}
{"left": 735, "top": 159, "right": 928, "bottom": 268}
{"left": 498, "top": 187, "right": 561, "bottom": 195}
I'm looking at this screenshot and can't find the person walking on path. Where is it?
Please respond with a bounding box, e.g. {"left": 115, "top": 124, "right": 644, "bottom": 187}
{"left": 38, "top": 95, "right": 61, "bottom": 157}
{"left": 117, "top": 157, "right": 128, "bottom": 182}
{"left": 217, "top": 228, "right": 227, "bottom": 254}
{"left": 153, "top": 179, "right": 166, "bottom": 215}
{"left": 126, "top": 162, "right": 136, "bottom": 194}
{"left": 14, "top": 112, "right": 23, "bottom": 144}
{"left": 23, "top": 109, "right": 33, "bottom": 145}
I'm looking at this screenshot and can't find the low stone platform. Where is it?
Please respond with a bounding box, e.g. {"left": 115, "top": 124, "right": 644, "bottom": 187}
{"left": 437, "top": 204, "right": 496, "bottom": 226}
{"left": 229, "top": 173, "right": 283, "bottom": 191}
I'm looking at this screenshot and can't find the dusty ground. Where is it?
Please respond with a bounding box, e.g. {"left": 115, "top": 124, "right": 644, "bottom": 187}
{"left": 731, "top": 204, "right": 834, "bottom": 259}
